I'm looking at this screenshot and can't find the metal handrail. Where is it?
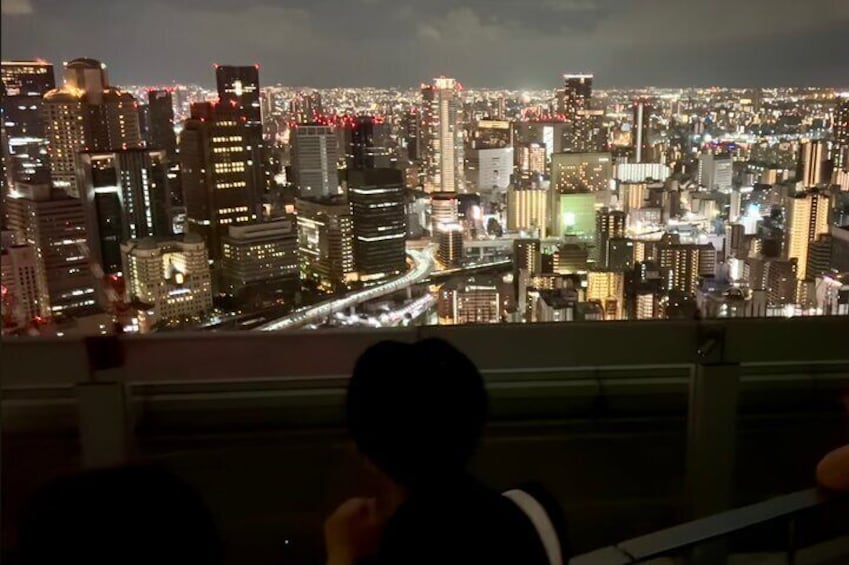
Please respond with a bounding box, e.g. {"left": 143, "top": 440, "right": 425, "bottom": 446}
{"left": 570, "top": 488, "right": 845, "bottom": 565}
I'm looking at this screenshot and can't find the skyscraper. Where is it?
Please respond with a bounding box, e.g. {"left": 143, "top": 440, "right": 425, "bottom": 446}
{"left": 291, "top": 124, "right": 339, "bottom": 199}
{"left": 348, "top": 169, "right": 407, "bottom": 282}
{"left": 436, "top": 222, "right": 463, "bottom": 267}
{"left": 180, "top": 102, "right": 261, "bottom": 265}
{"left": 1, "top": 60, "right": 55, "bottom": 188}
{"left": 77, "top": 148, "right": 172, "bottom": 274}
{"left": 595, "top": 207, "right": 626, "bottom": 268}
{"left": 220, "top": 218, "right": 299, "bottom": 302}
{"left": 658, "top": 243, "right": 716, "bottom": 296}
{"left": 421, "top": 77, "right": 464, "bottom": 193}
{"left": 632, "top": 100, "right": 652, "bottom": 163}
{"left": 785, "top": 191, "right": 830, "bottom": 280}
{"left": 507, "top": 185, "right": 548, "bottom": 236}
{"left": 296, "top": 196, "right": 355, "bottom": 290}
{"left": 832, "top": 94, "right": 848, "bottom": 170}
{"left": 557, "top": 74, "right": 593, "bottom": 119}
{"left": 348, "top": 116, "right": 392, "bottom": 170}
{"left": 797, "top": 140, "right": 828, "bottom": 187}
{"left": 5, "top": 183, "right": 96, "bottom": 317}
{"left": 215, "top": 64, "right": 261, "bottom": 125}
{"left": 513, "top": 239, "right": 542, "bottom": 278}
{"left": 42, "top": 58, "right": 142, "bottom": 197}
{"left": 698, "top": 152, "right": 734, "bottom": 191}
{"left": 1, "top": 243, "right": 42, "bottom": 324}
{"left": 146, "top": 89, "right": 177, "bottom": 161}
{"left": 550, "top": 152, "right": 613, "bottom": 194}
{"left": 587, "top": 270, "right": 624, "bottom": 320}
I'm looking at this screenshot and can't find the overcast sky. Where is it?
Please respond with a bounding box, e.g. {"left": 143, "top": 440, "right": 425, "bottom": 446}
{"left": 2, "top": 0, "right": 848, "bottom": 89}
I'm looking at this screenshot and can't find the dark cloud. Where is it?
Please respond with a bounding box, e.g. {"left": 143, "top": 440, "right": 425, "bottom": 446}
{"left": 2, "top": 0, "right": 847, "bottom": 88}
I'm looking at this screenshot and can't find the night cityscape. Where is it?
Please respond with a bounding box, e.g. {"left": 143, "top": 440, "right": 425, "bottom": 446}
{"left": 2, "top": 1, "right": 848, "bottom": 564}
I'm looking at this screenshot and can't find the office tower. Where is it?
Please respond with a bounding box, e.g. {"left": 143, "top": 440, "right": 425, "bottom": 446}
{"left": 517, "top": 143, "right": 546, "bottom": 177}
{"left": 552, "top": 192, "right": 596, "bottom": 239}
{"left": 571, "top": 109, "right": 607, "bottom": 153}
{"left": 587, "top": 270, "right": 624, "bottom": 320}
{"left": 471, "top": 119, "right": 512, "bottom": 149}
{"left": 421, "top": 77, "right": 465, "bottom": 193}
{"left": 764, "top": 259, "right": 798, "bottom": 305}
{"left": 635, "top": 291, "right": 657, "bottom": 320}
{"left": 180, "top": 102, "right": 261, "bottom": 264}
{"left": 557, "top": 74, "right": 593, "bottom": 119}
{"left": 348, "top": 116, "right": 392, "bottom": 169}
{"left": 295, "top": 196, "right": 355, "bottom": 290}
{"left": 42, "top": 58, "right": 142, "bottom": 197}
{"left": 833, "top": 94, "right": 849, "bottom": 170}
{"left": 437, "top": 277, "right": 501, "bottom": 325}
{"left": 550, "top": 152, "right": 612, "bottom": 194}
{"left": 474, "top": 147, "right": 513, "bottom": 193}
{"left": 220, "top": 217, "right": 299, "bottom": 302}
{"left": 347, "top": 169, "right": 407, "bottom": 282}
{"left": 507, "top": 185, "right": 548, "bottom": 236}
{"left": 513, "top": 239, "right": 541, "bottom": 280}
{"left": 291, "top": 124, "right": 339, "bottom": 198}
{"left": 785, "top": 191, "right": 830, "bottom": 279}
{"left": 1, "top": 243, "right": 42, "bottom": 325}
{"left": 831, "top": 226, "right": 849, "bottom": 272}
{"left": 289, "top": 91, "right": 323, "bottom": 123}
{"left": 697, "top": 152, "right": 733, "bottom": 191}
{"left": 658, "top": 243, "right": 716, "bottom": 296}
{"left": 121, "top": 234, "right": 212, "bottom": 323}
{"left": 146, "top": 89, "right": 177, "bottom": 161}
{"left": 595, "top": 208, "right": 626, "bottom": 267}
{"left": 725, "top": 223, "right": 747, "bottom": 260}
{"left": 5, "top": 183, "right": 96, "bottom": 317}
{"left": 1, "top": 60, "right": 55, "bottom": 188}
{"left": 215, "top": 64, "right": 261, "bottom": 124}
{"left": 77, "top": 148, "right": 171, "bottom": 274}
{"left": 430, "top": 191, "right": 459, "bottom": 233}
{"left": 403, "top": 109, "right": 421, "bottom": 162}
{"left": 632, "top": 100, "right": 652, "bottom": 163}
{"left": 436, "top": 222, "right": 464, "bottom": 267}
{"left": 797, "top": 140, "right": 828, "bottom": 187}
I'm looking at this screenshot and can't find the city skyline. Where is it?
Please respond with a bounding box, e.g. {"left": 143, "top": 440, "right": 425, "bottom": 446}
{"left": 2, "top": 0, "right": 848, "bottom": 89}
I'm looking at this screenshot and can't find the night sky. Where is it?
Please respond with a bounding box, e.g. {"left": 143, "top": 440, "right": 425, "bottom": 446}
{"left": 2, "top": 0, "right": 848, "bottom": 88}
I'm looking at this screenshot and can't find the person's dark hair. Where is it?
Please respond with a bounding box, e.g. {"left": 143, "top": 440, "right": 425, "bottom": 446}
{"left": 346, "top": 338, "right": 488, "bottom": 488}
{"left": 17, "top": 464, "right": 221, "bottom": 565}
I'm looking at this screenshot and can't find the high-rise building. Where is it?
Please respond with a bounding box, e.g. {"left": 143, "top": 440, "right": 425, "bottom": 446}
{"left": 632, "top": 100, "right": 652, "bottom": 163}
{"left": 421, "top": 77, "right": 465, "bottom": 193}
{"left": 42, "top": 58, "right": 142, "bottom": 197}
{"left": 587, "top": 270, "right": 624, "bottom": 320}
{"left": 551, "top": 192, "right": 596, "bottom": 240}
{"left": 797, "top": 141, "right": 828, "bottom": 187}
{"left": 833, "top": 94, "right": 849, "bottom": 171}
{"left": 507, "top": 185, "right": 548, "bottom": 236}
{"left": 348, "top": 116, "right": 392, "bottom": 170}
{"left": 436, "top": 222, "right": 464, "bottom": 267}
{"left": 296, "top": 196, "right": 355, "bottom": 289}
{"left": 1, "top": 60, "right": 55, "bottom": 188}
{"left": 5, "top": 183, "right": 96, "bottom": 317}
{"left": 764, "top": 259, "right": 798, "bottom": 305}
{"left": 180, "top": 102, "right": 261, "bottom": 265}
{"left": 806, "top": 234, "right": 833, "bottom": 279}
{"left": 513, "top": 239, "right": 541, "bottom": 279}
{"left": 430, "top": 191, "right": 459, "bottom": 233}
{"left": 348, "top": 169, "right": 407, "bottom": 282}
{"left": 474, "top": 147, "right": 513, "bottom": 192}
{"left": 77, "top": 148, "right": 172, "bottom": 274}
{"left": 1, "top": 243, "right": 42, "bottom": 325}
{"left": 550, "top": 152, "right": 612, "bottom": 194}
{"left": 291, "top": 124, "right": 339, "bottom": 199}
{"left": 121, "top": 234, "right": 212, "bottom": 323}
{"left": 595, "top": 207, "right": 626, "bottom": 268}
{"left": 607, "top": 238, "right": 635, "bottom": 271}
{"left": 215, "top": 64, "right": 261, "bottom": 125}
{"left": 220, "top": 217, "right": 299, "bottom": 302}
{"left": 785, "top": 191, "right": 830, "bottom": 280}
{"left": 146, "top": 89, "right": 177, "bottom": 161}
{"left": 557, "top": 74, "right": 593, "bottom": 119}
{"left": 659, "top": 243, "right": 716, "bottom": 296}
{"left": 698, "top": 152, "right": 734, "bottom": 191}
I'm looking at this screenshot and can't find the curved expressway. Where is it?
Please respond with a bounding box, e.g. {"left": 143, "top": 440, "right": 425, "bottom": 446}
{"left": 257, "top": 249, "right": 434, "bottom": 331}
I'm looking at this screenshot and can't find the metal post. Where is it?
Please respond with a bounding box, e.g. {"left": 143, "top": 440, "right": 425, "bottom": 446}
{"left": 77, "top": 336, "right": 130, "bottom": 468}
{"left": 687, "top": 362, "right": 740, "bottom": 564}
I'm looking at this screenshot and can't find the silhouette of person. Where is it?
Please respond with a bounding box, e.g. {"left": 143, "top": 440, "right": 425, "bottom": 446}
{"left": 16, "top": 465, "right": 221, "bottom": 565}
{"left": 325, "top": 338, "right": 552, "bottom": 565}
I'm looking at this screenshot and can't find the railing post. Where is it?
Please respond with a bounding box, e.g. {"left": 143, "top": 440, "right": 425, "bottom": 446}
{"left": 687, "top": 361, "right": 740, "bottom": 564}
{"left": 77, "top": 336, "right": 130, "bottom": 469}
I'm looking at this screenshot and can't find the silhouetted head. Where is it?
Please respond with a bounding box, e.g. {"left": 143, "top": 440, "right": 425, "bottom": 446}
{"left": 17, "top": 465, "right": 221, "bottom": 565}
{"left": 347, "top": 338, "right": 488, "bottom": 489}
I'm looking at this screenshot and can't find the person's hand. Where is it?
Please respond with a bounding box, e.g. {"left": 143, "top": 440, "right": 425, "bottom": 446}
{"left": 324, "top": 497, "right": 385, "bottom": 565}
